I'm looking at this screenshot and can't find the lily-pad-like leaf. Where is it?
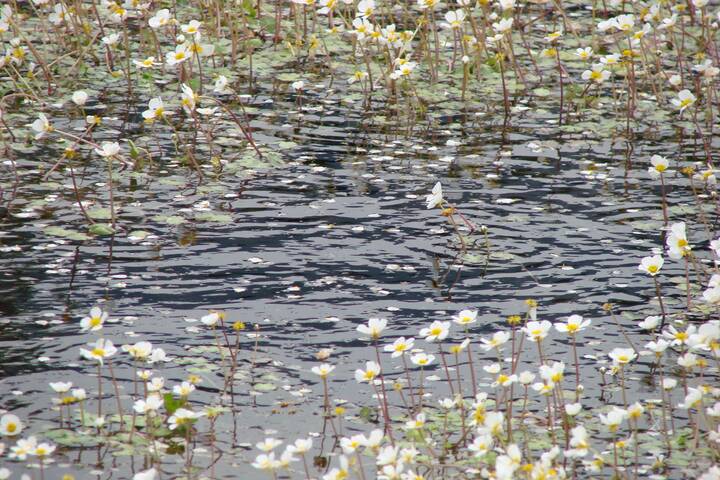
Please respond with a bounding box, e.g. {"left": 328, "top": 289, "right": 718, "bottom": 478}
{"left": 89, "top": 223, "right": 115, "bottom": 236}
{"left": 252, "top": 383, "right": 277, "bottom": 392}
{"left": 194, "top": 212, "right": 233, "bottom": 223}
{"left": 44, "top": 226, "right": 91, "bottom": 241}
{"left": 87, "top": 207, "right": 112, "bottom": 220}
{"left": 44, "top": 428, "right": 104, "bottom": 447}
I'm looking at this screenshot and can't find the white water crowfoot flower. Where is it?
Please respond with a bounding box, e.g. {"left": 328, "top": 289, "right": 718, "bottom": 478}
{"left": 133, "top": 395, "right": 163, "bottom": 414}
{"left": 80, "top": 306, "right": 108, "bottom": 332}
{"left": 384, "top": 336, "right": 414, "bottom": 357}
{"left": 142, "top": 97, "right": 171, "bottom": 122}
{"left": 425, "top": 181, "right": 443, "bottom": 209}
{"left": 355, "top": 361, "right": 381, "bottom": 383}
{"left": 648, "top": 155, "right": 670, "bottom": 178}
{"left": 581, "top": 64, "right": 610, "bottom": 84}
{"left": 555, "top": 314, "right": 590, "bottom": 335}
{"left": 31, "top": 113, "right": 52, "bottom": 139}
{"left": 9, "top": 436, "right": 36, "bottom": 460}
{"left": 181, "top": 83, "right": 198, "bottom": 114}
{"left": 80, "top": 338, "right": 117, "bottom": 364}
{"left": 522, "top": 320, "right": 551, "bottom": 342}
{"left": 256, "top": 437, "right": 282, "bottom": 452}
{"left": 410, "top": 352, "right": 435, "bottom": 366}
{"left": 167, "top": 408, "right": 204, "bottom": 430}
{"left": 667, "top": 222, "right": 691, "bottom": 259}
{"left": 133, "top": 468, "right": 157, "bottom": 480}
{"left": 0, "top": 414, "right": 23, "bottom": 436}
{"left": 609, "top": 347, "right": 637, "bottom": 365}
{"left": 672, "top": 89, "right": 696, "bottom": 113}
{"left": 419, "top": 320, "right": 450, "bottom": 342}
{"left": 638, "top": 254, "right": 663, "bottom": 276}
{"left": 95, "top": 141, "right": 121, "bottom": 158}
{"left": 49, "top": 381, "right": 72, "bottom": 393}
{"left": 311, "top": 363, "right": 335, "bottom": 378}
{"left": 357, "top": 317, "right": 387, "bottom": 340}
{"left": 71, "top": 90, "right": 88, "bottom": 106}
{"left": 452, "top": 309, "right": 477, "bottom": 326}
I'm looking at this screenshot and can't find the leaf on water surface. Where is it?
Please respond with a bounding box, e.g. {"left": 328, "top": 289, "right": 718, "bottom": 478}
{"left": 252, "top": 383, "right": 277, "bottom": 392}
{"left": 158, "top": 215, "right": 186, "bottom": 226}
{"left": 128, "top": 230, "right": 150, "bottom": 240}
{"left": 44, "top": 428, "right": 104, "bottom": 447}
{"left": 88, "top": 223, "right": 116, "bottom": 236}
{"left": 87, "top": 207, "right": 112, "bottom": 220}
{"left": 194, "top": 211, "right": 233, "bottom": 223}
{"left": 44, "top": 226, "right": 91, "bottom": 241}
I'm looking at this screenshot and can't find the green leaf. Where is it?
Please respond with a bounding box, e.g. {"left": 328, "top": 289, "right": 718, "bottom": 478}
{"left": 163, "top": 393, "right": 184, "bottom": 415}
{"left": 89, "top": 224, "right": 115, "bottom": 236}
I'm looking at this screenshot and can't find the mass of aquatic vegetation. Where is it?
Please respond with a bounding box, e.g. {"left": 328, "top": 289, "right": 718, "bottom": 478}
{"left": 0, "top": 0, "right": 719, "bottom": 478}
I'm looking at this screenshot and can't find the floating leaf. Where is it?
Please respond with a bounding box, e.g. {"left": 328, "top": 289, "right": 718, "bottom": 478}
{"left": 89, "top": 223, "right": 115, "bottom": 236}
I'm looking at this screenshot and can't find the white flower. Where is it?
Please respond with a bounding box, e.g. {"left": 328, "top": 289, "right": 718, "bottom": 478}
{"left": 638, "top": 316, "right": 661, "bottom": 330}
{"left": 173, "top": 381, "right": 196, "bottom": 397}
{"left": 410, "top": 352, "right": 435, "bottom": 366}
{"left": 452, "top": 309, "right": 477, "bottom": 326}
{"left": 565, "top": 403, "right": 582, "bottom": 416}
{"left": 311, "top": 363, "right": 335, "bottom": 378}
{"left": 133, "top": 395, "right": 163, "bottom": 414}
{"left": 149, "top": 9, "right": 172, "bottom": 28}
{"left": 72, "top": 90, "right": 88, "bottom": 106}
{"left": 638, "top": 255, "right": 663, "bottom": 276}
{"left": 181, "top": 20, "right": 202, "bottom": 35}
{"left": 142, "top": 97, "right": 169, "bottom": 121}
{"left": 555, "top": 314, "right": 590, "bottom": 335}
{"left": 492, "top": 18, "right": 513, "bottom": 33}
{"left": 357, "top": 318, "right": 387, "bottom": 340}
{"left": 291, "top": 80, "right": 305, "bottom": 92}
{"left": 49, "top": 381, "right": 72, "bottom": 393}
{"left": 79, "top": 338, "right": 117, "bottom": 364}
{"left": 213, "top": 75, "right": 231, "bottom": 94}
{"left": 168, "top": 408, "right": 204, "bottom": 429}
{"left": 200, "top": 312, "right": 220, "bottom": 327}
{"left": 609, "top": 347, "right": 637, "bottom": 365}
{"left": 181, "top": 83, "right": 197, "bottom": 113}
{"left": 672, "top": 89, "right": 696, "bottom": 112}
{"left": 384, "top": 337, "right": 414, "bottom": 357}
{"left": 425, "top": 181, "right": 443, "bottom": 209}
{"left": 0, "top": 414, "right": 23, "bottom": 436}
{"left": 133, "top": 468, "right": 157, "bottom": 480}
{"left": 252, "top": 452, "right": 280, "bottom": 470}
{"left": 122, "top": 341, "right": 153, "bottom": 360}
{"left": 256, "top": 438, "right": 282, "bottom": 452}
{"left": 80, "top": 306, "right": 108, "bottom": 332}
{"left": 354, "top": 361, "right": 381, "bottom": 383}
{"left": 167, "top": 44, "right": 190, "bottom": 66}
{"left": 581, "top": 64, "right": 610, "bottom": 84}
{"left": 648, "top": 155, "right": 669, "bottom": 178}
{"left": 468, "top": 434, "right": 493, "bottom": 456}
{"left": 419, "top": 320, "right": 450, "bottom": 342}
{"left": 522, "top": 320, "right": 552, "bottom": 342}
{"left": 31, "top": 113, "right": 52, "bottom": 139}
{"left": 599, "top": 407, "right": 628, "bottom": 431}
{"left": 479, "top": 331, "right": 510, "bottom": 351}
{"left": 287, "top": 438, "right": 312, "bottom": 454}
{"left": 94, "top": 142, "right": 121, "bottom": 157}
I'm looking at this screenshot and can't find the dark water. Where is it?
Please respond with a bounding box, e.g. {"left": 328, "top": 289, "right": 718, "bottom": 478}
{"left": 0, "top": 80, "right": 716, "bottom": 477}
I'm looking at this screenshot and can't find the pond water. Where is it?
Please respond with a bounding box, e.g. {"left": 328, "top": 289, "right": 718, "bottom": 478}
{"left": 0, "top": 1, "right": 719, "bottom": 479}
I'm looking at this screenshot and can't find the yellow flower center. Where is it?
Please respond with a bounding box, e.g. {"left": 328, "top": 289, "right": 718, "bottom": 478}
{"left": 91, "top": 347, "right": 105, "bottom": 357}
{"left": 90, "top": 317, "right": 102, "bottom": 327}
{"left": 647, "top": 265, "right": 658, "bottom": 273}
{"left": 7, "top": 422, "right": 17, "bottom": 433}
